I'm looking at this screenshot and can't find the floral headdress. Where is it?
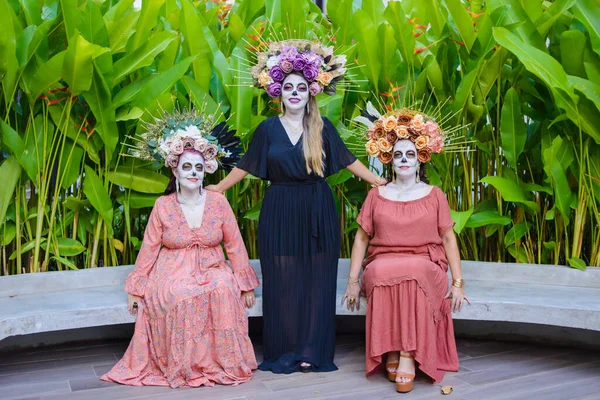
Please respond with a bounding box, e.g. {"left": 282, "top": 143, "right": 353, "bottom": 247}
{"left": 250, "top": 39, "right": 347, "bottom": 98}
{"left": 126, "top": 108, "right": 241, "bottom": 173}
{"left": 354, "top": 102, "right": 456, "bottom": 165}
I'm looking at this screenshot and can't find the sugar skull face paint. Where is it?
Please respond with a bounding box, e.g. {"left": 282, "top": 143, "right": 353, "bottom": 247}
{"left": 393, "top": 140, "right": 418, "bottom": 179}
{"left": 281, "top": 74, "right": 309, "bottom": 113}
{"left": 173, "top": 151, "right": 205, "bottom": 192}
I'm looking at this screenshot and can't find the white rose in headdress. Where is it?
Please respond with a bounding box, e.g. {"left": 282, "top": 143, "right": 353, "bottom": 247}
{"left": 184, "top": 125, "right": 202, "bottom": 138}
{"left": 266, "top": 56, "right": 279, "bottom": 69}
{"left": 173, "top": 129, "right": 187, "bottom": 139}
{"left": 205, "top": 159, "right": 218, "bottom": 174}
{"left": 158, "top": 139, "right": 170, "bottom": 157}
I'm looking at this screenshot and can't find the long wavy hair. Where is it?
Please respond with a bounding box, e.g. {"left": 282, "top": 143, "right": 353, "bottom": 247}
{"left": 301, "top": 96, "right": 325, "bottom": 177}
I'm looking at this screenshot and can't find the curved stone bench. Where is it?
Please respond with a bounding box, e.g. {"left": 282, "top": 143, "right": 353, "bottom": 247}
{"left": 1, "top": 260, "right": 599, "bottom": 342}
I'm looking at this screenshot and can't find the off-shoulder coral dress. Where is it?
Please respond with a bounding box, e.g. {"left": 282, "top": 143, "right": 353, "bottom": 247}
{"left": 357, "top": 186, "right": 459, "bottom": 383}
{"left": 101, "top": 191, "right": 260, "bottom": 388}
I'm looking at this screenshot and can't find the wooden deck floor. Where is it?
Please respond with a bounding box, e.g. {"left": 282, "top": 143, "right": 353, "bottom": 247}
{"left": 1, "top": 334, "right": 599, "bottom": 400}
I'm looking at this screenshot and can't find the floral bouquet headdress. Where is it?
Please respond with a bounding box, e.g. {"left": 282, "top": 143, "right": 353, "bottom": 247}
{"left": 354, "top": 102, "right": 466, "bottom": 164}
{"left": 126, "top": 108, "right": 241, "bottom": 173}
{"left": 249, "top": 39, "right": 347, "bottom": 98}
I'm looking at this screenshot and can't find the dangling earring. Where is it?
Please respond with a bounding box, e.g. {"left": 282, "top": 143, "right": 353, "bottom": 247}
{"left": 306, "top": 103, "right": 310, "bottom": 115}
{"left": 416, "top": 164, "right": 421, "bottom": 183}
{"left": 199, "top": 181, "right": 203, "bottom": 195}
{"left": 281, "top": 100, "right": 285, "bottom": 115}
{"left": 392, "top": 167, "right": 396, "bottom": 182}
{"left": 176, "top": 177, "right": 180, "bottom": 193}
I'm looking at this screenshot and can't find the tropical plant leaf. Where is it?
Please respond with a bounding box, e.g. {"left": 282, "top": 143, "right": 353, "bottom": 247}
{"left": 451, "top": 207, "right": 474, "bottom": 234}
{"left": 501, "top": 88, "right": 527, "bottom": 170}
{"left": 465, "top": 211, "right": 512, "bottom": 228}
{"left": 83, "top": 166, "right": 113, "bottom": 230}
{"left": 108, "top": 167, "right": 169, "bottom": 193}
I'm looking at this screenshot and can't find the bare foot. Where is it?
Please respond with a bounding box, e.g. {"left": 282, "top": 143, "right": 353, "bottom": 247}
{"left": 396, "top": 351, "right": 415, "bottom": 383}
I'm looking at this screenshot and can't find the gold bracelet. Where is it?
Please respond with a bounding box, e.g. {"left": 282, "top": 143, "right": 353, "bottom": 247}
{"left": 348, "top": 278, "right": 360, "bottom": 284}
{"left": 452, "top": 278, "right": 465, "bottom": 288}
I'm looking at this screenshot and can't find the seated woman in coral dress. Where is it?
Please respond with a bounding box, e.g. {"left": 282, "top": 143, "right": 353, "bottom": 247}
{"left": 343, "top": 104, "right": 470, "bottom": 393}
{"left": 101, "top": 109, "right": 259, "bottom": 388}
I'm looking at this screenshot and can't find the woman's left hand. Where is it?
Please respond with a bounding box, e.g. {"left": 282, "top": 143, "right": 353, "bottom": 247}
{"left": 445, "top": 286, "right": 471, "bottom": 313}
{"left": 242, "top": 290, "right": 255, "bottom": 309}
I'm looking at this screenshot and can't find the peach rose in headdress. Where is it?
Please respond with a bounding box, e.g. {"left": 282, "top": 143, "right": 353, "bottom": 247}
{"left": 258, "top": 70, "right": 273, "bottom": 88}
{"left": 316, "top": 71, "right": 333, "bottom": 86}
{"left": 418, "top": 148, "right": 432, "bottom": 163}
{"left": 366, "top": 140, "right": 381, "bottom": 157}
{"left": 377, "top": 138, "right": 393, "bottom": 153}
{"left": 414, "top": 135, "right": 430, "bottom": 150}
{"left": 378, "top": 151, "right": 393, "bottom": 164}
{"left": 383, "top": 116, "right": 398, "bottom": 132}
{"left": 397, "top": 125, "right": 410, "bottom": 139}
{"left": 374, "top": 125, "right": 387, "bottom": 139}
{"left": 411, "top": 114, "right": 425, "bottom": 131}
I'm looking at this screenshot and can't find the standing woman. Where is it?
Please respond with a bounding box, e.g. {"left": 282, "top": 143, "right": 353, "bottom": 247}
{"left": 206, "top": 39, "right": 386, "bottom": 373}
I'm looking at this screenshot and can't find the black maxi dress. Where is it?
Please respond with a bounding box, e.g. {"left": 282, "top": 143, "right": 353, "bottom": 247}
{"left": 236, "top": 116, "right": 357, "bottom": 373}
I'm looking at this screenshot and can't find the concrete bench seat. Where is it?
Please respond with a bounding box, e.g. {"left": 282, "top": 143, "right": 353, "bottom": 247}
{"left": 1, "top": 260, "right": 600, "bottom": 342}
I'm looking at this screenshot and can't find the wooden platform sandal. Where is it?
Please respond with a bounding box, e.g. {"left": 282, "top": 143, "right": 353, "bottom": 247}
{"left": 395, "top": 353, "right": 415, "bottom": 393}
{"left": 386, "top": 360, "right": 399, "bottom": 382}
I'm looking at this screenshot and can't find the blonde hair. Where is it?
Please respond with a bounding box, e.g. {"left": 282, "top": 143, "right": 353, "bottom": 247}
{"left": 301, "top": 96, "right": 324, "bottom": 176}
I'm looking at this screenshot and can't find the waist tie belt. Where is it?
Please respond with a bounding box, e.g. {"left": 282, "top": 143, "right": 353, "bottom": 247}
{"left": 270, "top": 180, "right": 327, "bottom": 238}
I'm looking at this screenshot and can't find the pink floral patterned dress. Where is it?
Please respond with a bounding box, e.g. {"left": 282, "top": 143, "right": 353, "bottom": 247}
{"left": 101, "top": 191, "right": 260, "bottom": 388}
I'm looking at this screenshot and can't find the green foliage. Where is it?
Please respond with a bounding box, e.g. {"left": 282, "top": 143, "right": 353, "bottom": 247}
{"left": 1, "top": 0, "right": 600, "bottom": 275}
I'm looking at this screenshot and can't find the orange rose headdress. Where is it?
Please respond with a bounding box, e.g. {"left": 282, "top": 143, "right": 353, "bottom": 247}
{"left": 353, "top": 102, "right": 465, "bottom": 164}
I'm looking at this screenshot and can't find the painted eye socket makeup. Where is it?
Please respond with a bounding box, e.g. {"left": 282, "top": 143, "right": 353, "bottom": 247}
{"left": 393, "top": 151, "right": 417, "bottom": 159}
{"left": 182, "top": 163, "right": 204, "bottom": 171}
{"left": 283, "top": 83, "right": 308, "bottom": 92}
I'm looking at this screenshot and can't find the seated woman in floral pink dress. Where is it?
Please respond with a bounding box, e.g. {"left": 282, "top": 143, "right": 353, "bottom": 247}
{"left": 101, "top": 109, "right": 259, "bottom": 388}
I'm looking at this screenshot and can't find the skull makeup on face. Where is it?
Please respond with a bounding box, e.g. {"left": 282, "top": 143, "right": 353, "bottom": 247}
{"left": 173, "top": 151, "right": 205, "bottom": 192}
{"left": 281, "top": 74, "right": 309, "bottom": 112}
{"left": 393, "top": 140, "right": 419, "bottom": 179}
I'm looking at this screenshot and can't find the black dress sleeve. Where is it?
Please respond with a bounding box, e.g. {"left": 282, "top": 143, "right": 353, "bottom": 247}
{"left": 322, "top": 117, "right": 357, "bottom": 177}
{"left": 236, "top": 121, "right": 269, "bottom": 180}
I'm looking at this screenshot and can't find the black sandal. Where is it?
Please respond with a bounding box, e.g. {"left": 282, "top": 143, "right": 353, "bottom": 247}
{"left": 300, "top": 362, "right": 312, "bottom": 373}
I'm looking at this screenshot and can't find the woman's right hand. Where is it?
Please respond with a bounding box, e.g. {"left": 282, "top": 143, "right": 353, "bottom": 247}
{"left": 204, "top": 184, "right": 222, "bottom": 193}
{"left": 128, "top": 294, "right": 142, "bottom": 316}
{"left": 341, "top": 281, "right": 361, "bottom": 312}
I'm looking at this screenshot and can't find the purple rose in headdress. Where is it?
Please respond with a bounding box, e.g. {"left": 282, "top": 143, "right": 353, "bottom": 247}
{"left": 309, "top": 82, "right": 322, "bottom": 97}
{"left": 303, "top": 63, "right": 319, "bottom": 82}
{"left": 269, "top": 65, "right": 285, "bottom": 82}
{"left": 305, "top": 52, "right": 324, "bottom": 68}
{"left": 266, "top": 82, "right": 282, "bottom": 98}
{"left": 293, "top": 54, "right": 307, "bottom": 71}
{"left": 280, "top": 46, "right": 298, "bottom": 62}
{"left": 280, "top": 60, "right": 294, "bottom": 73}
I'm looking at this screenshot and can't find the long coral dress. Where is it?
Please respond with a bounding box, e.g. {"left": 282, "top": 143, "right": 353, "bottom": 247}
{"left": 101, "top": 191, "right": 260, "bottom": 388}
{"left": 357, "top": 186, "right": 459, "bottom": 383}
